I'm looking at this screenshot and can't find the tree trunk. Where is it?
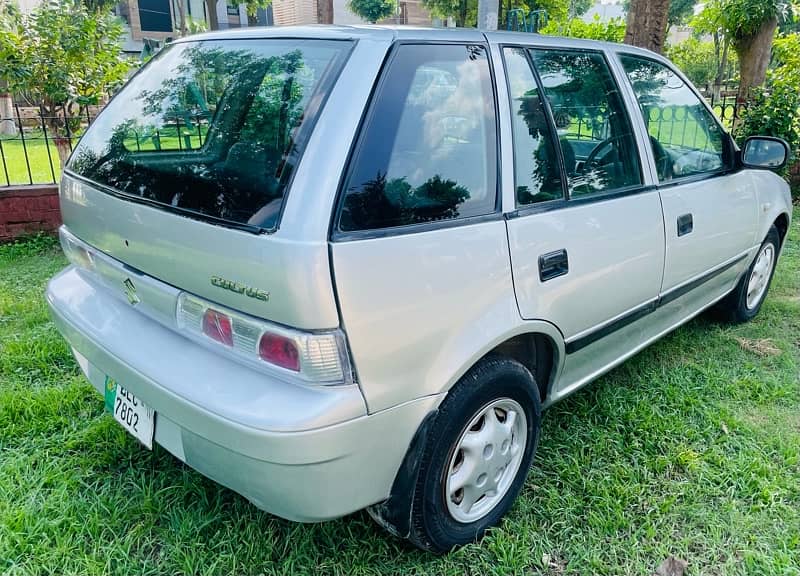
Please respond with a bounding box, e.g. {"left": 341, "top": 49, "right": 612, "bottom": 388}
{"left": 714, "top": 33, "right": 728, "bottom": 85}
{"left": 204, "top": 0, "right": 219, "bottom": 30}
{"left": 624, "top": 0, "right": 670, "bottom": 54}
{"left": 317, "top": 0, "right": 333, "bottom": 23}
{"left": 175, "top": 0, "right": 187, "bottom": 35}
{"left": 53, "top": 136, "right": 72, "bottom": 169}
{"left": 735, "top": 17, "right": 778, "bottom": 107}
{"left": 0, "top": 88, "right": 15, "bottom": 137}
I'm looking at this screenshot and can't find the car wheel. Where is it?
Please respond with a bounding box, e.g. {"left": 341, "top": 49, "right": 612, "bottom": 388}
{"left": 401, "top": 356, "right": 542, "bottom": 553}
{"left": 717, "top": 225, "right": 780, "bottom": 323}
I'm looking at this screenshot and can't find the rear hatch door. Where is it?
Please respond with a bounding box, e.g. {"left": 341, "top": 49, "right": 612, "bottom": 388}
{"left": 61, "top": 35, "right": 354, "bottom": 329}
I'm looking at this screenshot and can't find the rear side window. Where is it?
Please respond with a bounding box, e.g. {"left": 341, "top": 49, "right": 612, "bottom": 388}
{"left": 337, "top": 44, "right": 498, "bottom": 233}
{"left": 68, "top": 39, "right": 351, "bottom": 231}
{"left": 503, "top": 47, "right": 564, "bottom": 206}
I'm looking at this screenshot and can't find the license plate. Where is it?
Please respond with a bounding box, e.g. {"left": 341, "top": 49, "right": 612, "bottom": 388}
{"left": 104, "top": 376, "right": 155, "bottom": 449}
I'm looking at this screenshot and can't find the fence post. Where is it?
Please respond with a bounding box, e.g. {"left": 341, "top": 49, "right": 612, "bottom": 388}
{"left": 14, "top": 104, "right": 34, "bottom": 185}
{"left": 63, "top": 108, "right": 74, "bottom": 155}
{"left": 0, "top": 136, "right": 9, "bottom": 186}
{"left": 39, "top": 107, "right": 58, "bottom": 184}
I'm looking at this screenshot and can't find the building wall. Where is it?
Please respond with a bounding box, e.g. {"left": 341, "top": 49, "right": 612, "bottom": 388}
{"left": 332, "top": 0, "right": 432, "bottom": 25}
{"left": 124, "top": 0, "right": 174, "bottom": 41}
{"left": 272, "top": 0, "right": 317, "bottom": 25}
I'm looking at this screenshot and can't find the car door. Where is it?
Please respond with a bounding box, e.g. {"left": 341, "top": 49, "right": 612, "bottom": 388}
{"left": 617, "top": 53, "right": 758, "bottom": 299}
{"left": 501, "top": 46, "right": 665, "bottom": 371}
{"left": 330, "top": 41, "right": 520, "bottom": 413}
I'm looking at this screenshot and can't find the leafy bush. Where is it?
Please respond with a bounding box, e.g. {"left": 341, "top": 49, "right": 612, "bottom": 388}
{"left": 539, "top": 14, "right": 626, "bottom": 43}
{"left": 735, "top": 34, "right": 800, "bottom": 163}
{"left": 667, "top": 38, "right": 725, "bottom": 88}
{"left": 0, "top": 232, "right": 59, "bottom": 259}
{"left": 347, "top": 0, "right": 396, "bottom": 22}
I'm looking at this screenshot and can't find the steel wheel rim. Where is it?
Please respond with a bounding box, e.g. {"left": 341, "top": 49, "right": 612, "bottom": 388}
{"left": 444, "top": 398, "right": 527, "bottom": 524}
{"left": 746, "top": 243, "right": 775, "bottom": 310}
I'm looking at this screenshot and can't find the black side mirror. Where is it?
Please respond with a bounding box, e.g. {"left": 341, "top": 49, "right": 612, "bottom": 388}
{"left": 741, "top": 136, "right": 790, "bottom": 170}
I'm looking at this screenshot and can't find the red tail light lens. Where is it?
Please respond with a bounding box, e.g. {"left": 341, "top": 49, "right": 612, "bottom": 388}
{"left": 202, "top": 309, "right": 234, "bottom": 347}
{"left": 259, "top": 332, "right": 300, "bottom": 372}
{"left": 178, "top": 293, "right": 350, "bottom": 384}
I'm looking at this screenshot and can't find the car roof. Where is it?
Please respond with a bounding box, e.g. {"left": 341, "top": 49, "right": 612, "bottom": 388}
{"left": 174, "top": 24, "right": 663, "bottom": 60}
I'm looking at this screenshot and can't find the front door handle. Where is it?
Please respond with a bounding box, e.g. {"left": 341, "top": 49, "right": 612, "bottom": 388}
{"left": 539, "top": 249, "right": 569, "bottom": 282}
{"left": 677, "top": 213, "right": 693, "bottom": 237}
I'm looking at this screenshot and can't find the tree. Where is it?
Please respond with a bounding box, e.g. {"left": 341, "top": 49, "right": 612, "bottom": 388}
{"left": 0, "top": 0, "right": 19, "bottom": 135}
{"left": 666, "top": 0, "right": 694, "bottom": 31}
{"left": 0, "top": 0, "right": 130, "bottom": 167}
{"left": 422, "top": 0, "right": 581, "bottom": 29}
{"left": 667, "top": 36, "right": 738, "bottom": 90}
{"left": 568, "top": 0, "right": 592, "bottom": 17}
{"left": 624, "top": 0, "right": 670, "bottom": 53}
{"left": 318, "top": 0, "right": 334, "bottom": 23}
{"left": 703, "top": 0, "right": 792, "bottom": 108}
{"left": 540, "top": 14, "right": 626, "bottom": 42}
{"left": 735, "top": 33, "right": 800, "bottom": 156}
{"left": 348, "top": 0, "right": 396, "bottom": 22}
{"left": 691, "top": 3, "right": 733, "bottom": 97}
{"left": 621, "top": 0, "right": 698, "bottom": 39}
{"left": 422, "top": 0, "right": 470, "bottom": 26}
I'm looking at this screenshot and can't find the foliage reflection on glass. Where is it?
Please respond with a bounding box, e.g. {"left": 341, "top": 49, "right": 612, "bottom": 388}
{"left": 339, "top": 44, "right": 497, "bottom": 232}
{"left": 620, "top": 55, "right": 726, "bottom": 181}
{"left": 530, "top": 49, "right": 641, "bottom": 197}
{"left": 69, "top": 40, "right": 350, "bottom": 230}
{"left": 504, "top": 48, "right": 564, "bottom": 206}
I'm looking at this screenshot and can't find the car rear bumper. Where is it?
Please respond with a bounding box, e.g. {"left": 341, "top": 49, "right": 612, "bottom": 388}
{"left": 47, "top": 266, "right": 439, "bottom": 521}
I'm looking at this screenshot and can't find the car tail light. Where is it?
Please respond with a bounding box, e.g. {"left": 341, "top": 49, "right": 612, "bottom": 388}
{"left": 59, "top": 228, "right": 95, "bottom": 271}
{"left": 202, "top": 309, "right": 234, "bottom": 347}
{"left": 177, "top": 293, "right": 352, "bottom": 385}
{"left": 258, "top": 332, "right": 300, "bottom": 371}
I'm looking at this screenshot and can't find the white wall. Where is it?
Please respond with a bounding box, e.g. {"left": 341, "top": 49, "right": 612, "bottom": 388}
{"left": 16, "top": 0, "right": 42, "bottom": 13}
{"left": 333, "top": 0, "right": 366, "bottom": 25}
{"left": 582, "top": 0, "right": 624, "bottom": 22}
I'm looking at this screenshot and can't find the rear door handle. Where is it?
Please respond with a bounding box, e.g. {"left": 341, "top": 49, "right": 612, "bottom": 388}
{"left": 677, "top": 213, "right": 693, "bottom": 237}
{"left": 539, "top": 249, "right": 569, "bottom": 282}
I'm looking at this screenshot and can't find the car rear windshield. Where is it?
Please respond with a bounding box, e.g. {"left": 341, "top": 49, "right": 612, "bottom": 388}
{"left": 68, "top": 39, "right": 352, "bottom": 231}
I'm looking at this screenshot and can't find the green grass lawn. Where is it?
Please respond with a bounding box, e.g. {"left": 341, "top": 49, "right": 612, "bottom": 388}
{"left": 1, "top": 223, "right": 799, "bottom": 575}
{"left": 0, "top": 137, "right": 68, "bottom": 186}
{"left": 0, "top": 126, "right": 206, "bottom": 186}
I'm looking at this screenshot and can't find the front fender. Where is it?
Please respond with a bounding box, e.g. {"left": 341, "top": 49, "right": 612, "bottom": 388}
{"left": 751, "top": 169, "right": 793, "bottom": 249}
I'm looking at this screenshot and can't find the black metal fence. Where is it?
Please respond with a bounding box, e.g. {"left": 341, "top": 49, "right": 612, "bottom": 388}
{"left": 0, "top": 87, "right": 746, "bottom": 189}
{"left": 0, "top": 105, "right": 98, "bottom": 187}
{"left": 698, "top": 83, "right": 743, "bottom": 129}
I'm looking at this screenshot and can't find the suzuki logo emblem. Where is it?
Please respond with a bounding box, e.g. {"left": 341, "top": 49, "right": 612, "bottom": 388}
{"left": 123, "top": 278, "right": 140, "bottom": 306}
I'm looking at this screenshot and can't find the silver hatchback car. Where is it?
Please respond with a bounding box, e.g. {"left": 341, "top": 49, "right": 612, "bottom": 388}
{"left": 48, "top": 26, "right": 792, "bottom": 552}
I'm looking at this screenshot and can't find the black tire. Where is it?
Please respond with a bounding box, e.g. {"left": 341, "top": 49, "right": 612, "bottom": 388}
{"left": 716, "top": 225, "right": 781, "bottom": 323}
{"left": 399, "top": 356, "right": 542, "bottom": 553}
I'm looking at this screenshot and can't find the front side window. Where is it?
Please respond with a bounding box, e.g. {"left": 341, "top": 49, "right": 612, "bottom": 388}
{"left": 69, "top": 39, "right": 351, "bottom": 231}
{"left": 503, "top": 47, "right": 564, "bottom": 206}
{"left": 620, "top": 55, "right": 728, "bottom": 181}
{"left": 338, "top": 44, "right": 497, "bottom": 233}
{"left": 530, "top": 49, "right": 641, "bottom": 197}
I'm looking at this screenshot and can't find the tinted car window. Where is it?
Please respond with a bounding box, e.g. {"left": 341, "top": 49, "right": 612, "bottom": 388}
{"left": 620, "top": 55, "right": 727, "bottom": 181}
{"left": 68, "top": 39, "right": 351, "bottom": 231}
{"left": 503, "top": 47, "right": 564, "bottom": 206}
{"left": 338, "top": 44, "right": 497, "bottom": 233}
{"left": 530, "top": 49, "right": 641, "bottom": 197}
